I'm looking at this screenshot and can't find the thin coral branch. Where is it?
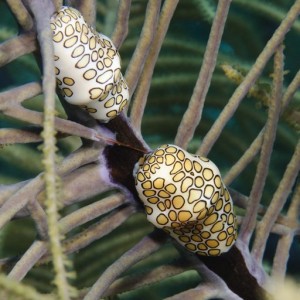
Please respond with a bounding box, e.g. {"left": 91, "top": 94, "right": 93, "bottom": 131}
{"left": 0, "top": 272, "right": 55, "bottom": 300}
{"left": 67, "top": 0, "right": 96, "bottom": 27}
{"left": 59, "top": 194, "right": 126, "bottom": 233}
{"left": 0, "top": 32, "right": 36, "bottom": 67}
{"left": 239, "top": 45, "right": 284, "bottom": 245}
{"left": 271, "top": 183, "right": 300, "bottom": 282}
{"left": 1, "top": 165, "right": 110, "bottom": 224}
{"left": 102, "top": 259, "right": 194, "bottom": 297}
{"left": 251, "top": 140, "right": 300, "bottom": 262}
{"left": 55, "top": 164, "right": 112, "bottom": 207}
{"left": 175, "top": 0, "right": 231, "bottom": 149}
{"left": 239, "top": 215, "right": 295, "bottom": 236}
{"left": 111, "top": 0, "right": 131, "bottom": 49}
{"left": 3, "top": 107, "right": 100, "bottom": 142}
{"left": 6, "top": 0, "right": 34, "bottom": 31}
{"left": 0, "top": 146, "right": 101, "bottom": 215}
{"left": 223, "top": 129, "right": 263, "bottom": 186}
{"left": 0, "top": 147, "right": 104, "bottom": 292}
{"left": 0, "top": 128, "right": 42, "bottom": 145}
{"left": 26, "top": 199, "right": 49, "bottom": 240}
{"left": 0, "top": 174, "right": 44, "bottom": 229}
{"left": 8, "top": 195, "right": 126, "bottom": 280}
{"left": 216, "top": 188, "right": 296, "bottom": 236}
{"left": 0, "top": 181, "right": 28, "bottom": 207}
{"left": 8, "top": 240, "right": 48, "bottom": 281}
{"left": 0, "top": 82, "right": 42, "bottom": 109}
{"left": 130, "top": 0, "right": 179, "bottom": 131}
{"left": 36, "top": 206, "right": 136, "bottom": 267}
{"left": 224, "top": 68, "right": 300, "bottom": 185}
{"left": 197, "top": 0, "right": 300, "bottom": 156}
{"left": 166, "top": 284, "right": 242, "bottom": 300}
{"left": 84, "top": 230, "right": 167, "bottom": 300}
{"left": 281, "top": 69, "right": 300, "bottom": 109}
{"left": 58, "top": 206, "right": 136, "bottom": 258}
{"left": 124, "top": 0, "right": 160, "bottom": 98}
{"left": 173, "top": 251, "right": 242, "bottom": 300}
{"left": 54, "top": 145, "right": 100, "bottom": 177}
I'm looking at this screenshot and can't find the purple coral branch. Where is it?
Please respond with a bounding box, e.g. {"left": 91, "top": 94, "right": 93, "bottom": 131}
{"left": 130, "top": 0, "right": 179, "bottom": 131}
{"left": 84, "top": 230, "right": 167, "bottom": 300}
{"left": 271, "top": 183, "right": 300, "bottom": 282}
{"left": 175, "top": 0, "right": 232, "bottom": 150}
{"left": 8, "top": 194, "right": 128, "bottom": 281}
{"left": 111, "top": 0, "right": 131, "bottom": 49}
{"left": 0, "top": 32, "right": 37, "bottom": 67}
{"left": 239, "top": 45, "right": 285, "bottom": 245}
{"left": 197, "top": 0, "right": 300, "bottom": 156}
{"left": 252, "top": 140, "right": 300, "bottom": 261}
{"left": 224, "top": 68, "right": 300, "bottom": 186}
{"left": 124, "top": 0, "right": 161, "bottom": 98}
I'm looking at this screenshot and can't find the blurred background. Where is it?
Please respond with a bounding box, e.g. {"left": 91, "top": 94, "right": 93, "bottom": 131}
{"left": 0, "top": 0, "right": 299, "bottom": 298}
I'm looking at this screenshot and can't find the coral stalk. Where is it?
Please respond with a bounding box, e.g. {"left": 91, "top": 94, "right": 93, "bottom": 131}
{"left": 67, "top": 0, "right": 96, "bottom": 27}
{"left": 271, "top": 183, "right": 300, "bottom": 282}
{"left": 124, "top": 0, "right": 161, "bottom": 98}
{"left": 6, "top": 0, "right": 34, "bottom": 31}
{"left": 0, "top": 32, "right": 36, "bottom": 67}
{"left": 8, "top": 241, "right": 48, "bottom": 281}
{"left": 197, "top": 0, "right": 300, "bottom": 156}
{"left": 130, "top": 0, "right": 179, "bottom": 131}
{"left": 224, "top": 68, "right": 300, "bottom": 185}
{"left": 111, "top": 0, "right": 131, "bottom": 49}
{"left": 175, "top": 0, "right": 231, "bottom": 149}
{"left": 251, "top": 140, "right": 300, "bottom": 262}
{"left": 84, "top": 230, "right": 167, "bottom": 300}
{"left": 239, "top": 45, "right": 284, "bottom": 245}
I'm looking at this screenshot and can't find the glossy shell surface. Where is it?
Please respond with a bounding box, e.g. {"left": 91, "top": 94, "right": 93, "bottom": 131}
{"left": 134, "top": 144, "right": 238, "bottom": 256}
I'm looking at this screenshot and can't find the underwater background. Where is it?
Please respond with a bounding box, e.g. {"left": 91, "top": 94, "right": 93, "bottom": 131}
{"left": 0, "top": 0, "right": 299, "bottom": 299}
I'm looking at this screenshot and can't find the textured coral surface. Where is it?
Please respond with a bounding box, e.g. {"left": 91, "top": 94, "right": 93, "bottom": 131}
{"left": 0, "top": 1, "right": 299, "bottom": 300}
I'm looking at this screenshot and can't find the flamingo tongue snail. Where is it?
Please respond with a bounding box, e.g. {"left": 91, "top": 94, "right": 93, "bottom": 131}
{"left": 50, "top": 7, "right": 237, "bottom": 257}
{"left": 133, "top": 144, "right": 238, "bottom": 256}
{"left": 50, "top": 6, "right": 128, "bottom": 123}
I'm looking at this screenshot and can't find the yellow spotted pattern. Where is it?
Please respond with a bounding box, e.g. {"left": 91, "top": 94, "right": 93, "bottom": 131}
{"left": 50, "top": 6, "right": 128, "bottom": 122}
{"left": 133, "top": 144, "right": 238, "bottom": 256}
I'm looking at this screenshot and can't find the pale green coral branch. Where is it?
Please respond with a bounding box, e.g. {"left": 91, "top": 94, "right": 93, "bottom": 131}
{"left": 0, "top": 273, "right": 55, "bottom": 300}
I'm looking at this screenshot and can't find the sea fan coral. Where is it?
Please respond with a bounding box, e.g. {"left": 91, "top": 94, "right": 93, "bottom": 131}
{"left": 0, "top": 1, "right": 299, "bottom": 300}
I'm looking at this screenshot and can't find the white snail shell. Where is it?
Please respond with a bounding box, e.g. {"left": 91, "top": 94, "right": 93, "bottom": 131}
{"left": 50, "top": 6, "right": 128, "bottom": 122}
{"left": 134, "top": 144, "right": 238, "bottom": 256}
{"left": 80, "top": 73, "right": 129, "bottom": 122}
